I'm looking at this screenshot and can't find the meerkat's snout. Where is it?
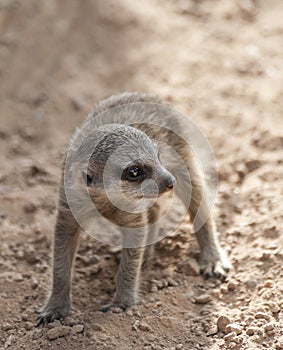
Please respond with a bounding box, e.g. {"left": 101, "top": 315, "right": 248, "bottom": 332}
{"left": 160, "top": 170, "right": 176, "bottom": 192}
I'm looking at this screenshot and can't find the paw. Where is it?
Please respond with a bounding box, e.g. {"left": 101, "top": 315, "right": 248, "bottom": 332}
{"left": 37, "top": 302, "right": 70, "bottom": 326}
{"left": 99, "top": 304, "right": 126, "bottom": 313}
{"left": 199, "top": 249, "right": 232, "bottom": 281}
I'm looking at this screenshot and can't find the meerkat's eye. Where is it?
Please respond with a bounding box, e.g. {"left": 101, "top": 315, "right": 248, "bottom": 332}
{"left": 125, "top": 165, "right": 143, "bottom": 181}
{"left": 82, "top": 170, "right": 93, "bottom": 187}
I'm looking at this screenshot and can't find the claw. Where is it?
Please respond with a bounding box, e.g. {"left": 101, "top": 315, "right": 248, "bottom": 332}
{"left": 199, "top": 251, "right": 232, "bottom": 282}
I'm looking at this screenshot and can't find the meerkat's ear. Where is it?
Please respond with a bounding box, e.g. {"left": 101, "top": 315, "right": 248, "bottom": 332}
{"left": 82, "top": 170, "right": 94, "bottom": 187}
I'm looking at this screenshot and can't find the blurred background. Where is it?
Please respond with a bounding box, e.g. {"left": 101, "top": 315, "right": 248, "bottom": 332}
{"left": 0, "top": 1, "right": 282, "bottom": 349}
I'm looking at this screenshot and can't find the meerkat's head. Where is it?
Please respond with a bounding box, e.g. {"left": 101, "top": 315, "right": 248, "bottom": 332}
{"left": 80, "top": 124, "right": 176, "bottom": 211}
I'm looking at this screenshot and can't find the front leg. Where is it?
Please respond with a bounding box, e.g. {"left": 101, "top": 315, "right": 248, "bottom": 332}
{"left": 37, "top": 207, "right": 79, "bottom": 325}
{"left": 101, "top": 226, "right": 146, "bottom": 312}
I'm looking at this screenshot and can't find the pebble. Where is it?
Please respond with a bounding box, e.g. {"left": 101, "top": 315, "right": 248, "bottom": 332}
{"left": 167, "top": 277, "right": 179, "bottom": 287}
{"left": 31, "top": 279, "right": 39, "bottom": 289}
{"left": 245, "top": 279, "right": 257, "bottom": 289}
{"left": 13, "top": 273, "right": 24, "bottom": 282}
{"left": 47, "top": 320, "right": 62, "bottom": 329}
{"left": 2, "top": 322, "right": 13, "bottom": 331}
{"left": 24, "top": 322, "right": 33, "bottom": 331}
{"left": 178, "top": 258, "right": 200, "bottom": 276}
{"left": 223, "top": 332, "right": 237, "bottom": 342}
{"left": 47, "top": 326, "right": 70, "bottom": 340}
{"left": 132, "top": 320, "right": 140, "bottom": 331}
{"left": 227, "top": 280, "right": 239, "bottom": 291}
{"left": 220, "top": 285, "right": 229, "bottom": 294}
{"left": 267, "top": 302, "right": 280, "bottom": 314}
{"left": 151, "top": 279, "right": 163, "bottom": 290}
{"left": 225, "top": 324, "right": 242, "bottom": 335}
{"left": 263, "top": 323, "right": 274, "bottom": 332}
{"left": 139, "top": 322, "right": 151, "bottom": 331}
{"left": 21, "top": 313, "right": 29, "bottom": 321}
{"left": 32, "top": 329, "right": 43, "bottom": 340}
{"left": 23, "top": 201, "right": 37, "bottom": 213}
{"left": 217, "top": 315, "right": 231, "bottom": 332}
{"left": 194, "top": 294, "right": 211, "bottom": 304}
{"left": 150, "top": 285, "right": 158, "bottom": 293}
{"left": 254, "top": 312, "right": 270, "bottom": 320}
{"left": 176, "top": 344, "right": 184, "bottom": 349}
{"left": 246, "top": 326, "right": 258, "bottom": 336}
{"left": 207, "top": 325, "right": 218, "bottom": 336}
{"left": 112, "top": 307, "right": 122, "bottom": 314}
{"left": 93, "top": 324, "right": 104, "bottom": 331}
{"left": 264, "top": 280, "right": 273, "bottom": 288}
{"left": 71, "top": 325, "right": 84, "bottom": 334}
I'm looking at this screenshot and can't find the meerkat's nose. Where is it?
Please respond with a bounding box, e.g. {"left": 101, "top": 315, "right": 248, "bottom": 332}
{"left": 166, "top": 176, "right": 176, "bottom": 190}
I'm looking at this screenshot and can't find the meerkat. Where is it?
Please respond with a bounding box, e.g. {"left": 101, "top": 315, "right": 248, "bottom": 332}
{"left": 37, "top": 92, "right": 231, "bottom": 325}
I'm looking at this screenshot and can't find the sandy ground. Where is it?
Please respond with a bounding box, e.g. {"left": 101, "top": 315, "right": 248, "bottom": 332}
{"left": 0, "top": 0, "right": 283, "bottom": 349}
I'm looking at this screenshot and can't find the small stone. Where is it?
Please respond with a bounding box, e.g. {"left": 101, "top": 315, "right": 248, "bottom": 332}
{"left": 161, "top": 279, "right": 168, "bottom": 288}
{"left": 150, "top": 285, "right": 158, "bottom": 293}
{"left": 151, "top": 279, "right": 163, "bottom": 290}
{"left": 264, "top": 280, "right": 273, "bottom": 288}
{"left": 246, "top": 326, "right": 258, "bottom": 336}
{"left": 32, "top": 329, "right": 43, "bottom": 340}
{"left": 167, "top": 277, "right": 179, "bottom": 287}
{"left": 194, "top": 294, "right": 211, "bottom": 304}
{"left": 21, "top": 314, "right": 29, "bottom": 321}
{"left": 178, "top": 258, "right": 200, "bottom": 276}
{"left": 139, "top": 322, "right": 151, "bottom": 331}
{"left": 71, "top": 325, "right": 84, "bottom": 334}
{"left": 245, "top": 279, "right": 257, "bottom": 289}
{"left": 132, "top": 320, "right": 140, "bottom": 331}
{"left": 93, "top": 324, "right": 103, "bottom": 331}
{"left": 176, "top": 344, "right": 184, "bottom": 350}
{"left": 24, "top": 322, "right": 33, "bottom": 331}
{"left": 31, "top": 279, "right": 39, "bottom": 289}
{"left": 267, "top": 302, "right": 280, "bottom": 314}
{"left": 207, "top": 325, "right": 218, "bottom": 336}
{"left": 227, "top": 280, "right": 239, "bottom": 291}
{"left": 223, "top": 332, "right": 237, "bottom": 342}
{"left": 47, "top": 320, "right": 62, "bottom": 329}
{"left": 64, "top": 318, "right": 78, "bottom": 326}
{"left": 112, "top": 307, "right": 122, "bottom": 314}
{"left": 226, "top": 324, "right": 242, "bottom": 335}
{"left": 13, "top": 274, "right": 24, "bottom": 282}
{"left": 23, "top": 201, "right": 37, "bottom": 213}
{"left": 24, "top": 250, "right": 39, "bottom": 265}
{"left": 220, "top": 285, "right": 229, "bottom": 294}
{"left": 217, "top": 315, "right": 231, "bottom": 332}
{"left": 2, "top": 322, "right": 13, "bottom": 331}
{"left": 254, "top": 312, "right": 270, "bottom": 320}
{"left": 266, "top": 329, "right": 275, "bottom": 336}
{"left": 47, "top": 326, "right": 70, "bottom": 340}
{"left": 245, "top": 316, "right": 255, "bottom": 325}
{"left": 263, "top": 323, "right": 274, "bottom": 332}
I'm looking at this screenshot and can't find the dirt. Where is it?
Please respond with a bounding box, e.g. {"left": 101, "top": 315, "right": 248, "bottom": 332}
{"left": 0, "top": 0, "right": 283, "bottom": 349}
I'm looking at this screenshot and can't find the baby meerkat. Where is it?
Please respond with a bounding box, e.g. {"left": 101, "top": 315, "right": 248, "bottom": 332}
{"left": 37, "top": 92, "right": 231, "bottom": 325}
